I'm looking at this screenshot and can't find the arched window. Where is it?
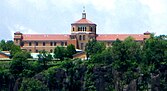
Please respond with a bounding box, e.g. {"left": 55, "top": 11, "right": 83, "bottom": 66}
{"left": 81, "top": 43, "right": 84, "bottom": 50}
{"left": 35, "top": 42, "right": 38, "bottom": 46}
{"left": 50, "top": 42, "right": 53, "bottom": 46}
{"left": 43, "top": 42, "right": 45, "bottom": 46}
{"left": 83, "top": 35, "right": 85, "bottom": 40}
{"left": 61, "top": 42, "right": 64, "bottom": 46}
{"left": 90, "top": 27, "right": 93, "bottom": 31}
{"left": 65, "top": 42, "right": 67, "bottom": 46}
{"left": 54, "top": 42, "right": 57, "bottom": 46}
{"left": 50, "top": 49, "right": 53, "bottom": 53}
{"left": 29, "top": 42, "right": 31, "bottom": 46}
{"left": 85, "top": 27, "right": 87, "bottom": 31}
{"left": 73, "top": 27, "right": 74, "bottom": 31}
{"left": 79, "top": 35, "right": 82, "bottom": 40}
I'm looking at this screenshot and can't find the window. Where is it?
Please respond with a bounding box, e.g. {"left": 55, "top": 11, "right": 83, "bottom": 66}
{"left": 50, "top": 49, "right": 53, "bottom": 53}
{"left": 90, "top": 27, "right": 93, "bottom": 31}
{"left": 65, "top": 42, "right": 67, "bottom": 46}
{"left": 43, "top": 42, "right": 45, "bottom": 46}
{"left": 29, "top": 49, "right": 31, "bottom": 52}
{"left": 61, "top": 42, "right": 64, "bottom": 46}
{"left": 81, "top": 43, "right": 84, "bottom": 50}
{"left": 79, "top": 35, "right": 82, "bottom": 40}
{"left": 54, "top": 42, "right": 57, "bottom": 46}
{"left": 50, "top": 42, "right": 53, "bottom": 46}
{"left": 73, "top": 27, "right": 74, "bottom": 31}
{"left": 78, "top": 27, "right": 81, "bottom": 31}
{"left": 21, "top": 42, "right": 24, "bottom": 46}
{"left": 36, "top": 50, "right": 38, "bottom": 53}
{"left": 29, "top": 42, "right": 32, "bottom": 46}
{"left": 35, "top": 42, "right": 38, "bottom": 46}
{"left": 85, "top": 27, "right": 87, "bottom": 31}
{"left": 16, "top": 39, "right": 18, "bottom": 43}
{"left": 83, "top": 35, "right": 85, "bottom": 40}
{"left": 71, "top": 35, "right": 75, "bottom": 39}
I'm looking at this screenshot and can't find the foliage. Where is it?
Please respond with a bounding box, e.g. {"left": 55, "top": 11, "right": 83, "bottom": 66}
{"left": 0, "top": 40, "right": 22, "bottom": 58}
{"left": 38, "top": 50, "right": 53, "bottom": 67}
{"left": 19, "top": 78, "right": 49, "bottom": 91}
{"left": 54, "top": 44, "right": 76, "bottom": 60}
{"left": 85, "top": 39, "right": 106, "bottom": 58}
{"left": 66, "top": 44, "right": 76, "bottom": 58}
{"left": 141, "top": 35, "right": 167, "bottom": 90}
{"left": 9, "top": 51, "right": 30, "bottom": 78}
{"left": 54, "top": 46, "right": 66, "bottom": 60}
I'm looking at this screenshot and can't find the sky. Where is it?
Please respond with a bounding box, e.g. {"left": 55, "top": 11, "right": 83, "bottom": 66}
{"left": 0, "top": 0, "right": 167, "bottom": 40}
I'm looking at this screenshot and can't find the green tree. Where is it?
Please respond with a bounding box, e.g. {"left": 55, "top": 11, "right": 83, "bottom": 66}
{"left": 0, "top": 40, "right": 7, "bottom": 51}
{"left": 111, "top": 37, "right": 141, "bottom": 90}
{"left": 38, "top": 50, "right": 53, "bottom": 67}
{"left": 141, "top": 35, "right": 167, "bottom": 90}
{"left": 9, "top": 51, "right": 30, "bottom": 77}
{"left": 90, "top": 48, "right": 113, "bottom": 64}
{"left": 19, "top": 78, "right": 49, "bottom": 91}
{"left": 0, "top": 40, "right": 22, "bottom": 58}
{"left": 85, "top": 39, "right": 105, "bottom": 58}
{"left": 10, "top": 45, "right": 22, "bottom": 58}
{"left": 54, "top": 46, "right": 66, "bottom": 60}
{"left": 66, "top": 44, "right": 76, "bottom": 58}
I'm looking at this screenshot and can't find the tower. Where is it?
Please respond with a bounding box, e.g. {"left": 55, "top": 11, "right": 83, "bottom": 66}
{"left": 14, "top": 32, "right": 23, "bottom": 46}
{"left": 71, "top": 8, "right": 97, "bottom": 50}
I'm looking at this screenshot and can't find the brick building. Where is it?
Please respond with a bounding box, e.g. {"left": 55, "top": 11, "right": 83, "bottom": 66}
{"left": 14, "top": 10, "right": 150, "bottom": 53}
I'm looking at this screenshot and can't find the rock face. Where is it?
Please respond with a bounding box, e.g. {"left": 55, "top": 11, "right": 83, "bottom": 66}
{"left": 126, "top": 79, "right": 137, "bottom": 91}
{"left": 93, "top": 66, "right": 107, "bottom": 91}
{"left": 151, "top": 74, "right": 160, "bottom": 91}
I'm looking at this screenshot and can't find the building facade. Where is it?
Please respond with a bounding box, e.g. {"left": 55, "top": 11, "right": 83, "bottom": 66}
{"left": 14, "top": 11, "right": 150, "bottom": 53}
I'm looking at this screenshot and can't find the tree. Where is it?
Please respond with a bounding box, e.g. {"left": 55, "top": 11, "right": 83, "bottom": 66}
{"left": 19, "top": 78, "right": 49, "bottom": 91}
{"left": 38, "top": 50, "right": 53, "bottom": 67}
{"left": 66, "top": 44, "right": 76, "bottom": 58}
{"left": 9, "top": 51, "right": 30, "bottom": 78}
{"left": 141, "top": 35, "right": 167, "bottom": 90}
{"left": 0, "top": 40, "right": 22, "bottom": 58}
{"left": 85, "top": 39, "right": 106, "bottom": 58}
{"left": 0, "top": 40, "right": 7, "bottom": 51}
{"left": 111, "top": 37, "right": 141, "bottom": 90}
{"left": 10, "top": 45, "right": 22, "bottom": 58}
{"left": 54, "top": 46, "right": 66, "bottom": 60}
{"left": 90, "top": 48, "right": 113, "bottom": 64}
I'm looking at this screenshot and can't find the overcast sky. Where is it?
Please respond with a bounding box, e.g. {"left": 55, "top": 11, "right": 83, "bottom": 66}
{"left": 0, "top": 0, "right": 167, "bottom": 40}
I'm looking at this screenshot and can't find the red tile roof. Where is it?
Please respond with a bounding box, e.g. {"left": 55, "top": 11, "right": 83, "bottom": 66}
{"left": 97, "top": 34, "right": 149, "bottom": 41}
{"left": 22, "top": 34, "right": 70, "bottom": 41}
{"left": 72, "top": 18, "right": 95, "bottom": 25}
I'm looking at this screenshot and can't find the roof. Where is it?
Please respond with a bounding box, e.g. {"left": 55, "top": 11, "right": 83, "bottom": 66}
{"left": 96, "top": 34, "right": 148, "bottom": 41}
{"left": 22, "top": 34, "right": 70, "bottom": 41}
{"left": 72, "top": 18, "right": 96, "bottom": 25}
{"left": 14, "top": 31, "right": 22, "bottom": 35}
{"left": 0, "top": 51, "right": 11, "bottom": 57}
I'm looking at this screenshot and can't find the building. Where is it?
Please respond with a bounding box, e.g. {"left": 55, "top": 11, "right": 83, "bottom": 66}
{"left": 0, "top": 51, "right": 10, "bottom": 59}
{"left": 14, "top": 10, "right": 150, "bottom": 53}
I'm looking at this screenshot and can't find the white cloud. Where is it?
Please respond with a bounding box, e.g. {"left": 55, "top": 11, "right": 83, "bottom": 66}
{"left": 8, "top": 24, "right": 38, "bottom": 38}
{"left": 139, "top": 0, "right": 166, "bottom": 14}
{"left": 75, "top": 0, "right": 116, "bottom": 11}
{"left": 6, "top": 0, "right": 21, "bottom": 8}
